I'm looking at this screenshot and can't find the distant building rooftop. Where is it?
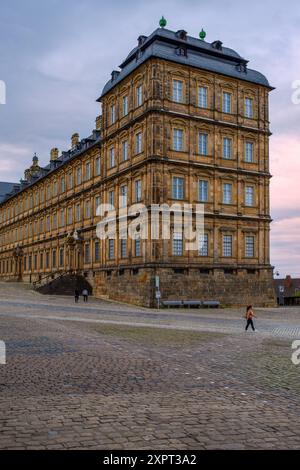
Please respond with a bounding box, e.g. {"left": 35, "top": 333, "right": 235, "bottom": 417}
{"left": 274, "top": 275, "right": 300, "bottom": 298}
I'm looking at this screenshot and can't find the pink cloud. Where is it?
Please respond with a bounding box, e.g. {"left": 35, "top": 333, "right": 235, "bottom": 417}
{"left": 270, "top": 134, "right": 300, "bottom": 275}
{"left": 270, "top": 134, "right": 300, "bottom": 213}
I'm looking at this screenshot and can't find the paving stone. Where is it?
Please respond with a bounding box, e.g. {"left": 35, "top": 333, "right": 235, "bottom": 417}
{"left": 0, "top": 282, "right": 299, "bottom": 449}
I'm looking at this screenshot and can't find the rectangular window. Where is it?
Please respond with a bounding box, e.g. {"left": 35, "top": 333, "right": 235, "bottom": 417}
{"left": 198, "top": 180, "right": 208, "bottom": 202}
{"left": 84, "top": 244, "right": 90, "bottom": 264}
{"left": 52, "top": 250, "right": 57, "bottom": 268}
{"left": 53, "top": 213, "right": 57, "bottom": 229}
{"left": 83, "top": 244, "right": 90, "bottom": 264}
{"left": 173, "top": 79, "right": 183, "bottom": 103}
{"left": 108, "top": 239, "right": 114, "bottom": 260}
{"left": 245, "top": 97, "right": 253, "bottom": 118}
{"left": 223, "top": 137, "right": 232, "bottom": 159}
{"left": 122, "top": 140, "right": 128, "bottom": 161}
{"left": 68, "top": 173, "right": 73, "bottom": 189}
{"left": 85, "top": 200, "right": 91, "bottom": 219}
{"left": 245, "top": 142, "right": 254, "bottom": 162}
{"left": 46, "top": 216, "right": 50, "bottom": 231}
{"left": 120, "top": 239, "right": 127, "bottom": 258}
{"left": 135, "top": 180, "right": 142, "bottom": 202}
{"left": 122, "top": 95, "right": 128, "bottom": 116}
{"left": 135, "top": 237, "right": 141, "bottom": 257}
{"left": 172, "top": 177, "right": 184, "bottom": 200}
{"left": 94, "top": 241, "right": 100, "bottom": 262}
{"left": 109, "top": 190, "right": 115, "bottom": 207}
{"left": 173, "top": 232, "right": 183, "bottom": 256}
{"left": 120, "top": 185, "right": 127, "bottom": 208}
{"left": 245, "top": 235, "right": 255, "bottom": 257}
{"left": 53, "top": 181, "right": 58, "bottom": 196}
{"left": 136, "top": 85, "right": 143, "bottom": 107}
{"left": 199, "top": 233, "right": 208, "bottom": 256}
{"left": 60, "top": 177, "right": 65, "bottom": 193}
{"left": 95, "top": 156, "right": 101, "bottom": 176}
{"left": 59, "top": 209, "right": 65, "bottom": 227}
{"left": 109, "top": 147, "right": 115, "bottom": 168}
{"left": 245, "top": 186, "right": 254, "bottom": 206}
{"left": 67, "top": 207, "right": 73, "bottom": 225}
{"left": 223, "top": 235, "right": 232, "bottom": 257}
{"left": 223, "top": 183, "right": 232, "bottom": 204}
{"left": 76, "top": 204, "right": 81, "bottom": 222}
{"left": 95, "top": 196, "right": 101, "bottom": 211}
{"left": 222, "top": 91, "right": 232, "bottom": 114}
{"left": 40, "top": 253, "right": 44, "bottom": 269}
{"left": 173, "top": 128, "right": 183, "bottom": 151}
{"left": 59, "top": 248, "right": 64, "bottom": 267}
{"left": 110, "top": 104, "right": 116, "bottom": 124}
{"left": 85, "top": 162, "right": 91, "bottom": 180}
{"left": 76, "top": 167, "right": 82, "bottom": 185}
{"left": 135, "top": 132, "right": 142, "bottom": 154}
{"left": 198, "top": 86, "right": 208, "bottom": 108}
{"left": 199, "top": 133, "right": 208, "bottom": 155}
{"left": 46, "top": 252, "right": 50, "bottom": 269}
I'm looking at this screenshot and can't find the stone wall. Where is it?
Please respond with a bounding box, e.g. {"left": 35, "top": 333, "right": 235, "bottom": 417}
{"left": 94, "top": 267, "right": 276, "bottom": 308}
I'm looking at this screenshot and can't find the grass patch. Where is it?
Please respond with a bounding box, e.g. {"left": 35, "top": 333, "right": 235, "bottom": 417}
{"left": 78, "top": 322, "right": 225, "bottom": 346}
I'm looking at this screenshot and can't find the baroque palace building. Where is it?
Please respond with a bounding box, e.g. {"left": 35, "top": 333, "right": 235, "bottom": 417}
{"left": 0, "top": 22, "right": 276, "bottom": 306}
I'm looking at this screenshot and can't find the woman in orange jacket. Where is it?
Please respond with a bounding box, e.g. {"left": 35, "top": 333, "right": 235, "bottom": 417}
{"left": 245, "top": 305, "right": 256, "bottom": 331}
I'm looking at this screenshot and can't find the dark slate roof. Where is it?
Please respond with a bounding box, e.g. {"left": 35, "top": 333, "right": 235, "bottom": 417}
{"left": 0, "top": 130, "right": 101, "bottom": 206}
{"left": 0, "top": 182, "right": 20, "bottom": 203}
{"left": 99, "top": 27, "right": 271, "bottom": 100}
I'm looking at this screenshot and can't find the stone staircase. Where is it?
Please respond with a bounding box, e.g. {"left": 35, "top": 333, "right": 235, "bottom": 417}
{"left": 35, "top": 273, "right": 93, "bottom": 296}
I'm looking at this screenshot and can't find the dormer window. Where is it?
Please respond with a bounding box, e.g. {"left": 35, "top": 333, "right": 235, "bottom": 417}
{"left": 137, "top": 35, "right": 147, "bottom": 46}
{"left": 176, "top": 47, "right": 187, "bottom": 57}
{"left": 211, "top": 40, "right": 223, "bottom": 51}
{"left": 236, "top": 62, "right": 247, "bottom": 73}
{"left": 136, "top": 49, "right": 143, "bottom": 60}
{"left": 111, "top": 70, "right": 120, "bottom": 82}
{"left": 175, "top": 30, "right": 187, "bottom": 41}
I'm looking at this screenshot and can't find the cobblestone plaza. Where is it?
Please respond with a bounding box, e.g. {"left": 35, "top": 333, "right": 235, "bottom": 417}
{"left": 0, "top": 282, "right": 299, "bottom": 450}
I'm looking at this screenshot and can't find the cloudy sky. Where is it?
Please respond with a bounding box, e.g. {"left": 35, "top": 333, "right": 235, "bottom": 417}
{"left": 0, "top": 0, "right": 299, "bottom": 277}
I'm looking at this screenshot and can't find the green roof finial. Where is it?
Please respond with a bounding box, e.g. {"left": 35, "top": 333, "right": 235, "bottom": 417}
{"left": 199, "top": 28, "right": 206, "bottom": 41}
{"left": 159, "top": 16, "right": 167, "bottom": 28}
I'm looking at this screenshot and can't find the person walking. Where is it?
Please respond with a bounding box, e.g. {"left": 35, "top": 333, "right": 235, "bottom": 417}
{"left": 74, "top": 289, "right": 79, "bottom": 303}
{"left": 82, "top": 288, "right": 89, "bottom": 303}
{"left": 245, "top": 305, "right": 256, "bottom": 331}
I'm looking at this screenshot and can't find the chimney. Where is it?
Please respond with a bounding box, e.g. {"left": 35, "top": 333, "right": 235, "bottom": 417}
{"left": 50, "top": 148, "right": 59, "bottom": 161}
{"left": 71, "top": 133, "right": 79, "bottom": 149}
{"left": 95, "top": 115, "right": 102, "bottom": 131}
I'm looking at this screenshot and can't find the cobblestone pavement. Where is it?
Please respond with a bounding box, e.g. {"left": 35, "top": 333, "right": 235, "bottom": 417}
{"left": 0, "top": 282, "right": 299, "bottom": 449}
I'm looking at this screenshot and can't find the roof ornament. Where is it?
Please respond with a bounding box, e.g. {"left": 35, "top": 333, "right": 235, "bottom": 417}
{"left": 159, "top": 16, "right": 167, "bottom": 28}
{"left": 199, "top": 28, "right": 206, "bottom": 41}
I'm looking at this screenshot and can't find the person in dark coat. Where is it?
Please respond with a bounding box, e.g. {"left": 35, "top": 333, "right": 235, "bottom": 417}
{"left": 74, "top": 289, "right": 80, "bottom": 303}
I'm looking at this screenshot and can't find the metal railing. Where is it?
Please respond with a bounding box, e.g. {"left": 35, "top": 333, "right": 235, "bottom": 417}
{"left": 32, "top": 269, "right": 74, "bottom": 288}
